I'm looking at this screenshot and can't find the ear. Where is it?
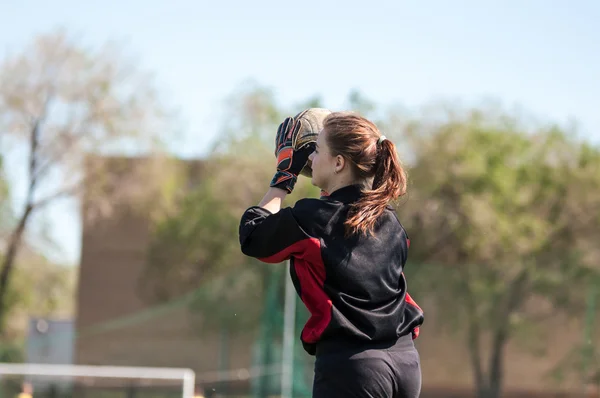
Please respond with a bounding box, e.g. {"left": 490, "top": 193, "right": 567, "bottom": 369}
{"left": 334, "top": 154, "right": 346, "bottom": 174}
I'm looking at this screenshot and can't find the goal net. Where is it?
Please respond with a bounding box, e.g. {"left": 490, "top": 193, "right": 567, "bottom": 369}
{"left": 0, "top": 363, "right": 195, "bottom": 398}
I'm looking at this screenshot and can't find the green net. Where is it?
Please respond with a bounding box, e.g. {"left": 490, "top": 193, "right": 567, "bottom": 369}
{"left": 247, "top": 266, "right": 314, "bottom": 398}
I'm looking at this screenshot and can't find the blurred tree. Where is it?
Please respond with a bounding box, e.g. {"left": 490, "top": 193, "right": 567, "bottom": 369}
{"left": 401, "top": 106, "right": 600, "bottom": 398}
{"left": 346, "top": 89, "right": 376, "bottom": 118}
{"left": 295, "top": 94, "right": 325, "bottom": 110}
{"left": 5, "top": 250, "right": 76, "bottom": 336}
{"left": 210, "top": 81, "right": 282, "bottom": 154}
{"left": 0, "top": 158, "right": 74, "bottom": 357}
{"left": 0, "top": 248, "right": 75, "bottom": 362}
{"left": 141, "top": 85, "right": 320, "bottom": 333}
{"left": 0, "top": 30, "right": 181, "bottom": 335}
{"left": 0, "top": 155, "right": 11, "bottom": 236}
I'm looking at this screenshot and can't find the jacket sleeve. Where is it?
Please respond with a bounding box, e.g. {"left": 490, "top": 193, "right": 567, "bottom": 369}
{"left": 239, "top": 205, "right": 317, "bottom": 263}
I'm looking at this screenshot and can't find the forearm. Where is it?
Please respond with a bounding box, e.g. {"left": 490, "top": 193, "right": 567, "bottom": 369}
{"left": 258, "top": 187, "right": 288, "bottom": 214}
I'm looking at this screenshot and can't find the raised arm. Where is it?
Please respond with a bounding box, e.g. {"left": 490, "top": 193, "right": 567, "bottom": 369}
{"left": 239, "top": 114, "right": 317, "bottom": 263}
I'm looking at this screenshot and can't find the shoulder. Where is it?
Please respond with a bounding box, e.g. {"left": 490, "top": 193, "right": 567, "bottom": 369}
{"left": 386, "top": 206, "right": 410, "bottom": 242}
{"left": 293, "top": 196, "right": 341, "bottom": 217}
{"left": 291, "top": 197, "right": 339, "bottom": 236}
{"left": 292, "top": 197, "right": 329, "bottom": 213}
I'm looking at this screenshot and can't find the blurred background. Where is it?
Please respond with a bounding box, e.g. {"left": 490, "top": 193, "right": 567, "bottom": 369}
{"left": 1, "top": 1, "right": 599, "bottom": 397}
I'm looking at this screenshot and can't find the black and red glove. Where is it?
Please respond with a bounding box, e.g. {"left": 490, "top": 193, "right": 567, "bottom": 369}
{"left": 270, "top": 116, "right": 315, "bottom": 193}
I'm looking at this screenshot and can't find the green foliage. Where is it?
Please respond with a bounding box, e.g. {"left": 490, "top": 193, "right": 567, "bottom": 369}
{"left": 211, "top": 81, "right": 284, "bottom": 154}
{"left": 295, "top": 95, "right": 325, "bottom": 110}
{"left": 141, "top": 86, "right": 321, "bottom": 334}
{"left": 346, "top": 89, "right": 376, "bottom": 118}
{"left": 0, "top": 248, "right": 74, "bottom": 363}
{"left": 0, "top": 155, "right": 10, "bottom": 230}
{"left": 3, "top": 252, "right": 75, "bottom": 338}
{"left": 141, "top": 138, "right": 319, "bottom": 333}
{"left": 11, "top": 257, "right": 75, "bottom": 317}
{"left": 0, "top": 340, "right": 24, "bottom": 363}
{"left": 401, "top": 106, "right": 600, "bottom": 395}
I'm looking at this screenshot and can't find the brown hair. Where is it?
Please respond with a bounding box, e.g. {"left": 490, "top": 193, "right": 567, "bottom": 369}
{"left": 323, "top": 112, "right": 407, "bottom": 236}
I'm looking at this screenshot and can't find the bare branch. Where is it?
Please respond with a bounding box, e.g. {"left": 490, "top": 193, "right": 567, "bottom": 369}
{"left": 34, "top": 184, "right": 81, "bottom": 209}
{"left": 0, "top": 31, "right": 179, "bottom": 333}
{"left": 465, "top": 282, "right": 486, "bottom": 391}
{"left": 32, "top": 116, "right": 91, "bottom": 182}
{"left": 26, "top": 119, "right": 42, "bottom": 204}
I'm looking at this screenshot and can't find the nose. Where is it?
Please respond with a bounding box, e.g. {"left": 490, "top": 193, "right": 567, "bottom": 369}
{"left": 308, "top": 151, "right": 315, "bottom": 161}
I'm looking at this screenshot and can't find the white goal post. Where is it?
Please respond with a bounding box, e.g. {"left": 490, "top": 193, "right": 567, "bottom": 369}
{"left": 0, "top": 363, "right": 195, "bottom": 398}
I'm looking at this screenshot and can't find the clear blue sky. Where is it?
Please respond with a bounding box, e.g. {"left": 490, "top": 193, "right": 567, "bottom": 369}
{"left": 1, "top": 0, "right": 599, "bottom": 265}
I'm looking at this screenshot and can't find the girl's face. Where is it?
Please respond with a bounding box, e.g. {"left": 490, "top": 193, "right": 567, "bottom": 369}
{"left": 308, "top": 129, "right": 338, "bottom": 193}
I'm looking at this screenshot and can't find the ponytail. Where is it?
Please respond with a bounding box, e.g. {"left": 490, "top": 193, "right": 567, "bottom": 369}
{"left": 345, "top": 138, "right": 407, "bottom": 237}
{"left": 322, "top": 113, "right": 408, "bottom": 237}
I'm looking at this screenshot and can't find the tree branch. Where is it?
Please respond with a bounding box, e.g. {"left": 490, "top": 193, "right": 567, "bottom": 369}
{"left": 0, "top": 90, "right": 58, "bottom": 333}
{"left": 0, "top": 109, "right": 49, "bottom": 332}
{"left": 488, "top": 269, "right": 530, "bottom": 398}
{"left": 34, "top": 183, "right": 82, "bottom": 209}
{"left": 32, "top": 112, "right": 92, "bottom": 182}
{"left": 26, "top": 118, "right": 42, "bottom": 204}
{"left": 462, "top": 262, "right": 487, "bottom": 395}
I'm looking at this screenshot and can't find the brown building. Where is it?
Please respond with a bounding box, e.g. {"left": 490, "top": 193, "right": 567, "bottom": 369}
{"left": 75, "top": 156, "right": 254, "bottom": 373}
{"left": 74, "top": 157, "right": 589, "bottom": 397}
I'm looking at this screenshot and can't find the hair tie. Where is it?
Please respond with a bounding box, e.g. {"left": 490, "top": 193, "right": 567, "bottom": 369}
{"left": 378, "top": 135, "right": 387, "bottom": 145}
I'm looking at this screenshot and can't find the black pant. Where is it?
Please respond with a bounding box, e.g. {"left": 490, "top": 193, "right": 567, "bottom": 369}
{"left": 312, "top": 334, "right": 421, "bottom": 398}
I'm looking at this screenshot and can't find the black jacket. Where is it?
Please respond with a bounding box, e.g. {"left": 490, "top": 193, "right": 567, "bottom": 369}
{"left": 239, "top": 184, "right": 424, "bottom": 355}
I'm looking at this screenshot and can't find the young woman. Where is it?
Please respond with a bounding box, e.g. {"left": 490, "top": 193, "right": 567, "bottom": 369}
{"left": 239, "top": 112, "right": 424, "bottom": 398}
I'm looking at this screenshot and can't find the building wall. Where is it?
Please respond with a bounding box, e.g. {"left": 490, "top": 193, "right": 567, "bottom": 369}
{"left": 75, "top": 157, "right": 259, "bottom": 380}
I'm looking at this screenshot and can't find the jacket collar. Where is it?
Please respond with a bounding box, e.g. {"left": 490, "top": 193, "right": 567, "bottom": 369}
{"left": 327, "top": 184, "right": 364, "bottom": 204}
